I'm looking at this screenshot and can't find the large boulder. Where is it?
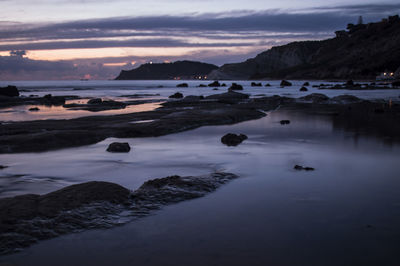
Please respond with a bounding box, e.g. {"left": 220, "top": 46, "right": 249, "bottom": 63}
{"left": 106, "top": 142, "right": 131, "bottom": 153}
{"left": 0, "top": 85, "right": 19, "bottom": 97}
{"left": 221, "top": 133, "right": 248, "bottom": 146}
{"left": 299, "top": 86, "right": 308, "bottom": 91}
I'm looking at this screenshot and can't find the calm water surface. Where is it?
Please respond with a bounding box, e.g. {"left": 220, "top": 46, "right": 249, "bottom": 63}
{"left": 1, "top": 108, "right": 400, "bottom": 265}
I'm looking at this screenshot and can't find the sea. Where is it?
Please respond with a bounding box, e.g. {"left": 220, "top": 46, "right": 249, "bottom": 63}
{"left": 1, "top": 80, "right": 400, "bottom": 265}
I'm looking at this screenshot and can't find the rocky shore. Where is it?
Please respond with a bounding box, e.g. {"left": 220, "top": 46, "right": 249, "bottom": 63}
{"left": 0, "top": 172, "right": 238, "bottom": 255}
{"left": 1, "top": 89, "right": 400, "bottom": 153}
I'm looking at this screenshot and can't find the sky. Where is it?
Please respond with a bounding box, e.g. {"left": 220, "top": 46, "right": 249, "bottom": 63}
{"left": 0, "top": 0, "right": 399, "bottom": 80}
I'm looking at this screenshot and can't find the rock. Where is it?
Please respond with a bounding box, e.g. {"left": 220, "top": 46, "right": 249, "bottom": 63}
{"left": 42, "top": 94, "right": 66, "bottom": 106}
{"left": 168, "top": 92, "right": 184, "bottom": 99}
{"left": 228, "top": 83, "right": 243, "bottom": 91}
{"left": 331, "top": 95, "right": 361, "bottom": 104}
{"left": 208, "top": 81, "right": 221, "bottom": 87}
{"left": 299, "top": 86, "right": 308, "bottom": 92}
{"left": 87, "top": 98, "right": 102, "bottom": 104}
{"left": 213, "top": 88, "right": 219, "bottom": 90}
{"left": 0, "top": 85, "right": 19, "bottom": 97}
{"left": 197, "top": 84, "right": 207, "bottom": 87}
{"left": 0, "top": 172, "right": 237, "bottom": 255}
{"left": 206, "top": 91, "right": 249, "bottom": 100}
{"left": 299, "top": 93, "right": 329, "bottom": 103}
{"left": 0, "top": 165, "right": 7, "bottom": 169}
{"left": 221, "top": 133, "right": 248, "bottom": 146}
{"left": 106, "top": 142, "right": 131, "bottom": 153}
{"left": 280, "top": 80, "right": 292, "bottom": 87}
{"left": 265, "top": 83, "right": 271, "bottom": 87}
{"left": 251, "top": 82, "right": 262, "bottom": 87}
{"left": 181, "top": 95, "right": 204, "bottom": 102}
{"left": 176, "top": 83, "right": 188, "bottom": 88}
{"left": 221, "top": 83, "right": 227, "bottom": 87}
{"left": 280, "top": 120, "right": 290, "bottom": 125}
{"left": 294, "top": 165, "right": 315, "bottom": 171}
{"left": 28, "top": 107, "right": 40, "bottom": 112}
{"left": 346, "top": 80, "right": 354, "bottom": 87}
{"left": 303, "top": 82, "right": 310, "bottom": 86}
{"left": 63, "top": 100, "right": 126, "bottom": 112}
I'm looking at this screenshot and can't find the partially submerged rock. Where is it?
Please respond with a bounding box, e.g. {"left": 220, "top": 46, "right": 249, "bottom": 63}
{"left": 0, "top": 165, "right": 7, "bottom": 169}
{"left": 221, "top": 133, "right": 248, "bottom": 146}
{"left": 169, "top": 92, "right": 184, "bottom": 99}
{"left": 87, "top": 98, "right": 103, "bottom": 104}
{"left": 299, "top": 93, "right": 329, "bottom": 103}
{"left": 251, "top": 82, "right": 262, "bottom": 87}
{"left": 208, "top": 81, "right": 221, "bottom": 87}
{"left": 106, "top": 142, "right": 131, "bottom": 153}
{"left": 280, "top": 120, "right": 290, "bottom": 125}
{"left": 0, "top": 172, "right": 238, "bottom": 255}
{"left": 280, "top": 80, "right": 292, "bottom": 87}
{"left": 28, "top": 107, "right": 40, "bottom": 112}
{"left": 63, "top": 99, "right": 126, "bottom": 112}
{"left": 294, "top": 165, "right": 315, "bottom": 171}
{"left": 228, "top": 83, "right": 243, "bottom": 91}
{"left": 0, "top": 85, "right": 19, "bottom": 97}
{"left": 299, "top": 86, "right": 308, "bottom": 92}
{"left": 176, "top": 83, "right": 188, "bottom": 88}
{"left": 330, "top": 95, "right": 361, "bottom": 104}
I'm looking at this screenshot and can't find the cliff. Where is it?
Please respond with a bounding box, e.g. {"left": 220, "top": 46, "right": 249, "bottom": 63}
{"left": 209, "top": 15, "right": 400, "bottom": 80}
{"left": 115, "top": 60, "right": 218, "bottom": 80}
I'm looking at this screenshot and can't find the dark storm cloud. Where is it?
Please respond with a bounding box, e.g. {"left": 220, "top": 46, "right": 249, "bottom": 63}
{"left": 0, "top": 55, "right": 74, "bottom": 72}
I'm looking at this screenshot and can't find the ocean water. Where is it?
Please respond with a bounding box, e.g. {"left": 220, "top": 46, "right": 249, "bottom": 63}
{"left": 1, "top": 80, "right": 400, "bottom": 265}
{"left": 1, "top": 79, "right": 399, "bottom": 121}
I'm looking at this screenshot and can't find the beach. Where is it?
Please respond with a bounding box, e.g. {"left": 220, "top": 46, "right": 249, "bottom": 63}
{"left": 1, "top": 80, "right": 400, "bottom": 265}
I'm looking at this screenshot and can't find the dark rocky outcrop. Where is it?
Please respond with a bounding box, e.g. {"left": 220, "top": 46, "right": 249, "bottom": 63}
{"left": 303, "top": 82, "right": 310, "bottom": 86}
{"left": 0, "top": 172, "right": 238, "bottom": 254}
{"left": 228, "top": 83, "right": 243, "bottom": 91}
{"left": 168, "top": 92, "right": 184, "bottom": 98}
{"left": 115, "top": 61, "right": 218, "bottom": 80}
{"left": 176, "top": 83, "right": 188, "bottom": 88}
{"left": 251, "top": 82, "right": 262, "bottom": 87}
{"left": 0, "top": 86, "right": 19, "bottom": 97}
{"left": 63, "top": 99, "right": 126, "bottom": 112}
{"left": 294, "top": 165, "right": 315, "bottom": 171}
{"left": 280, "top": 80, "right": 292, "bottom": 87}
{"left": 221, "top": 133, "right": 248, "bottom": 146}
{"left": 106, "top": 142, "right": 131, "bottom": 153}
{"left": 208, "top": 81, "right": 221, "bottom": 87}
{"left": 0, "top": 165, "right": 7, "bottom": 169}
{"left": 300, "top": 87, "right": 308, "bottom": 92}
{"left": 28, "top": 107, "right": 40, "bottom": 112}
{"left": 280, "top": 120, "right": 290, "bottom": 125}
{"left": 87, "top": 98, "right": 103, "bottom": 104}
{"left": 299, "top": 93, "right": 330, "bottom": 103}
{"left": 209, "top": 15, "right": 400, "bottom": 80}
